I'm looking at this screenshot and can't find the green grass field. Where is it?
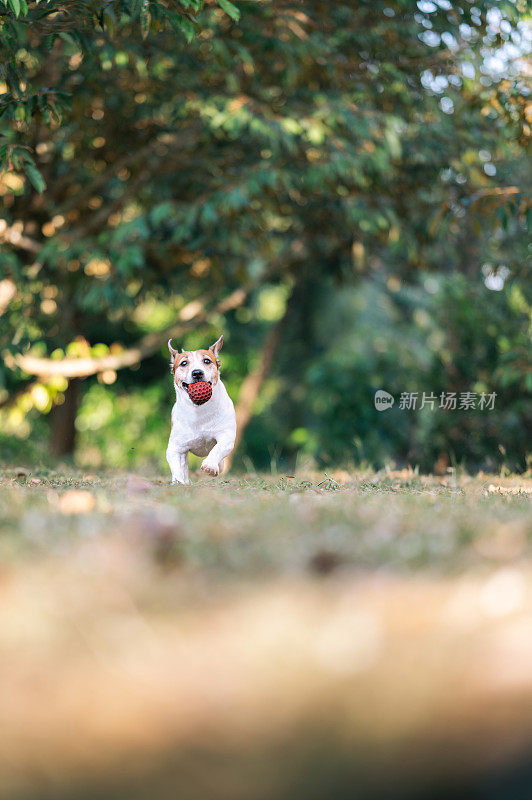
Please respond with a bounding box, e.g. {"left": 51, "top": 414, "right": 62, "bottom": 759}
{"left": 1, "top": 467, "right": 532, "bottom": 799}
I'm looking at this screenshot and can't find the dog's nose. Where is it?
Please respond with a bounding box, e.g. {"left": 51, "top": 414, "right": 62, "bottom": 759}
{"left": 191, "top": 369, "right": 204, "bottom": 382}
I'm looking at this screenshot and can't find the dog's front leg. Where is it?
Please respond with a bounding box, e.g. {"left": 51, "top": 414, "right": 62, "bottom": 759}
{"left": 200, "top": 433, "right": 236, "bottom": 477}
{"left": 167, "top": 448, "right": 190, "bottom": 485}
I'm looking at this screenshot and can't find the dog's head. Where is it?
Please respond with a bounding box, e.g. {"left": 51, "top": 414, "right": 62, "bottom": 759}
{"left": 168, "top": 334, "right": 223, "bottom": 396}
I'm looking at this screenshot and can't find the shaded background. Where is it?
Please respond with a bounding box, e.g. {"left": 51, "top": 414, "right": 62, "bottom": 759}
{"left": 1, "top": 5, "right": 532, "bottom": 797}
{"left": 0, "top": 0, "right": 531, "bottom": 472}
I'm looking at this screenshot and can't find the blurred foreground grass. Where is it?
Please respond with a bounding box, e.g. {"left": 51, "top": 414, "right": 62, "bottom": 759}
{"left": 1, "top": 467, "right": 532, "bottom": 800}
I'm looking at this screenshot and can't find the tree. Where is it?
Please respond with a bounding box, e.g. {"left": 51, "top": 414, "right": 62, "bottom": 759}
{"left": 0, "top": 0, "right": 240, "bottom": 183}
{"left": 1, "top": 0, "right": 530, "bottom": 457}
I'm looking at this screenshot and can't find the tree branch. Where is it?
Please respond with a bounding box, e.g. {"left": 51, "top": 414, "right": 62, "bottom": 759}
{"left": 5, "top": 287, "right": 249, "bottom": 378}
{"left": 0, "top": 223, "right": 41, "bottom": 254}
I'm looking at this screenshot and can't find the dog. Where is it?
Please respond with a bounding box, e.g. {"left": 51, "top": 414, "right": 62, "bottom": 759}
{"left": 166, "top": 334, "right": 236, "bottom": 484}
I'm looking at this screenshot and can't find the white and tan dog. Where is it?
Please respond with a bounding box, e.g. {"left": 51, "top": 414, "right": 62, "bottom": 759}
{"left": 166, "top": 334, "right": 236, "bottom": 484}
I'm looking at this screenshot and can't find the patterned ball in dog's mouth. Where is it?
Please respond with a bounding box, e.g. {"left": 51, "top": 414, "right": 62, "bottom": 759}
{"left": 186, "top": 380, "right": 212, "bottom": 405}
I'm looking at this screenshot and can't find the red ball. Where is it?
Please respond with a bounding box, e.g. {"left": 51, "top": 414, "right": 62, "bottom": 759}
{"left": 188, "top": 381, "right": 213, "bottom": 405}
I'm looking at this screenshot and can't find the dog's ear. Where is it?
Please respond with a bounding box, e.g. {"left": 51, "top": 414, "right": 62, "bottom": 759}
{"left": 210, "top": 334, "right": 223, "bottom": 356}
{"left": 168, "top": 339, "right": 178, "bottom": 372}
{"left": 209, "top": 334, "right": 223, "bottom": 367}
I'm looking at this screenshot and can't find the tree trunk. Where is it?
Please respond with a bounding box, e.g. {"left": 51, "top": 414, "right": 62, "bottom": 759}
{"left": 50, "top": 379, "right": 81, "bottom": 457}
{"left": 226, "top": 301, "right": 290, "bottom": 471}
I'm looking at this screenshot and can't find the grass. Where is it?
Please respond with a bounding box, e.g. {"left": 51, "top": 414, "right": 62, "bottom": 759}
{"left": 1, "top": 465, "right": 532, "bottom": 800}
{"left": 1, "top": 466, "right": 530, "bottom": 576}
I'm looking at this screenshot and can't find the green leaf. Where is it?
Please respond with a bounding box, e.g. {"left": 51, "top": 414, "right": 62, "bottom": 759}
{"left": 217, "top": 0, "right": 240, "bottom": 22}
{"left": 8, "top": 0, "right": 20, "bottom": 16}
{"left": 25, "top": 163, "right": 46, "bottom": 194}
{"left": 168, "top": 11, "right": 197, "bottom": 42}
{"left": 102, "top": 8, "right": 116, "bottom": 37}
{"left": 140, "top": 0, "right": 151, "bottom": 38}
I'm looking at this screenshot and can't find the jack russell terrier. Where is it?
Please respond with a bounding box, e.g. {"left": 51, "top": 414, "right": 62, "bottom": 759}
{"left": 166, "top": 334, "right": 236, "bottom": 484}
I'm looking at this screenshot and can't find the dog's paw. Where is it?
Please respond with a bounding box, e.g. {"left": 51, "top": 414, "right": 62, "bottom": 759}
{"left": 201, "top": 460, "right": 219, "bottom": 477}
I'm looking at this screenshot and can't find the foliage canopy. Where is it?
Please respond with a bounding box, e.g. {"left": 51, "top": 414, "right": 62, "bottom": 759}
{"left": 0, "top": 0, "right": 530, "bottom": 469}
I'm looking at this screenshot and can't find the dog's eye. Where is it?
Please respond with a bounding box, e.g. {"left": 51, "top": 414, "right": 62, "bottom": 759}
{"left": 179, "top": 360, "right": 188, "bottom": 367}
{"left": 203, "top": 358, "right": 211, "bottom": 365}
